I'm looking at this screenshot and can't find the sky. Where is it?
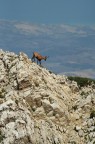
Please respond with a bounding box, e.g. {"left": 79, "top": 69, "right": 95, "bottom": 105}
{"left": 0, "top": 0, "right": 95, "bottom": 25}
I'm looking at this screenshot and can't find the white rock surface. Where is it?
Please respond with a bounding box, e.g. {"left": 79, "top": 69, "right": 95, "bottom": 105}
{"left": 0, "top": 49, "right": 95, "bottom": 144}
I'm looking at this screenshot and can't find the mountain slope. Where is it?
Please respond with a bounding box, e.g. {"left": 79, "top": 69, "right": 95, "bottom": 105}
{"left": 0, "top": 49, "right": 95, "bottom": 144}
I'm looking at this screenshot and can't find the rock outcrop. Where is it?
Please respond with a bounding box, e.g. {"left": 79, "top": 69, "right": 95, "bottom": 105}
{"left": 0, "top": 49, "right": 95, "bottom": 144}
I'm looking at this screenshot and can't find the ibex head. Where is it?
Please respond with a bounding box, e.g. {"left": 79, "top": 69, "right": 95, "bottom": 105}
{"left": 45, "top": 56, "right": 49, "bottom": 61}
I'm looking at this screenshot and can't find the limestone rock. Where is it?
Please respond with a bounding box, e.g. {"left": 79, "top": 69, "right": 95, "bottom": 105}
{"left": 0, "top": 49, "right": 95, "bottom": 144}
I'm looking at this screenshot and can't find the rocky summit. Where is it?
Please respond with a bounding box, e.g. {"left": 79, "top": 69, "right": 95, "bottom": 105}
{"left": 0, "top": 49, "right": 95, "bottom": 144}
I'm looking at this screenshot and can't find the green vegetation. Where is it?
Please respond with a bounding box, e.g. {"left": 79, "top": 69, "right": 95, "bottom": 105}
{"left": 72, "top": 105, "right": 78, "bottom": 111}
{"left": 0, "top": 130, "right": 5, "bottom": 143}
{"left": 90, "top": 110, "right": 95, "bottom": 118}
{"left": 0, "top": 88, "right": 6, "bottom": 98}
{"left": 68, "top": 76, "right": 95, "bottom": 88}
{"left": 80, "top": 91, "right": 90, "bottom": 98}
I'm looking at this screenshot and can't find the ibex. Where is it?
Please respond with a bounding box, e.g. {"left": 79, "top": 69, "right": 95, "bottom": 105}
{"left": 31, "top": 52, "right": 48, "bottom": 65}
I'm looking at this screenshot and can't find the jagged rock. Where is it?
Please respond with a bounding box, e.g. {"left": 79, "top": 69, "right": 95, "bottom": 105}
{"left": 0, "top": 49, "right": 95, "bottom": 144}
{"left": 69, "top": 80, "right": 79, "bottom": 93}
{"left": 42, "top": 99, "right": 53, "bottom": 114}
{"left": 75, "top": 126, "right": 81, "bottom": 131}
{"left": 78, "top": 129, "right": 84, "bottom": 137}
{"left": 51, "top": 102, "right": 64, "bottom": 117}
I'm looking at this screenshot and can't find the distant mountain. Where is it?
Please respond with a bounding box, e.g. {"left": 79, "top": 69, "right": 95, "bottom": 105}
{"left": 0, "top": 20, "right": 95, "bottom": 78}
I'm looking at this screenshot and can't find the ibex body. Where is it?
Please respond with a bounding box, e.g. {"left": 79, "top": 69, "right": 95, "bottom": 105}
{"left": 32, "top": 52, "right": 48, "bottom": 65}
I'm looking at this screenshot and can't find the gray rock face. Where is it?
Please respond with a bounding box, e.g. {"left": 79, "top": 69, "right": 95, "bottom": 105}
{"left": 0, "top": 49, "right": 95, "bottom": 144}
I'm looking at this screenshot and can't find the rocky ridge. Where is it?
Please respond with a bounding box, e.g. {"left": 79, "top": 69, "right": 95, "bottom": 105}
{"left": 0, "top": 49, "right": 95, "bottom": 144}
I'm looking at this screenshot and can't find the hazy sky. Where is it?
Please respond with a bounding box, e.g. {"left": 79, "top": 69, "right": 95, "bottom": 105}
{"left": 0, "top": 0, "right": 95, "bottom": 25}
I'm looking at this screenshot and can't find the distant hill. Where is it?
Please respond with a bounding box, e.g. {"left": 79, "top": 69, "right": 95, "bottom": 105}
{"left": 0, "top": 20, "right": 95, "bottom": 78}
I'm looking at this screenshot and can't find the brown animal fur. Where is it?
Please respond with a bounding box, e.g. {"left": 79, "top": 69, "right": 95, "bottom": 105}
{"left": 32, "top": 52, "right": 48, "bottom": 65}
